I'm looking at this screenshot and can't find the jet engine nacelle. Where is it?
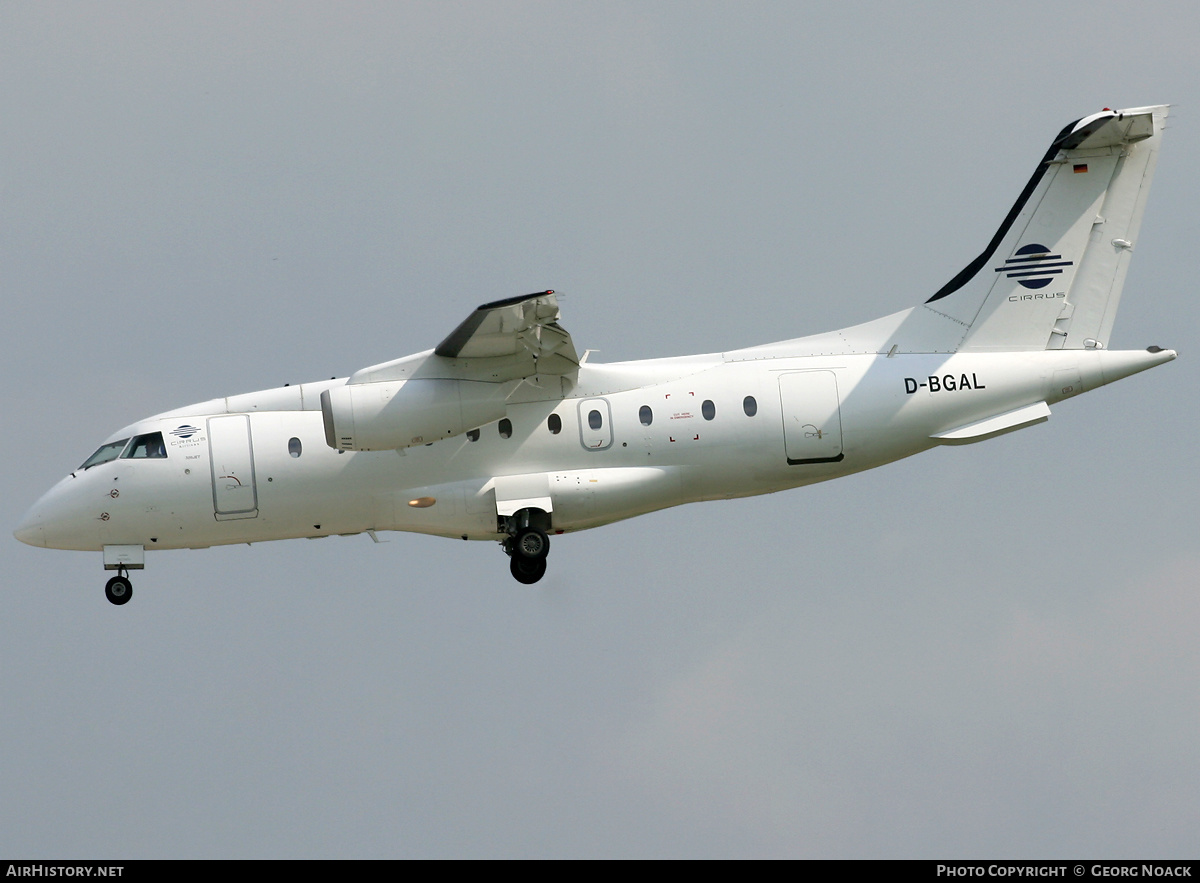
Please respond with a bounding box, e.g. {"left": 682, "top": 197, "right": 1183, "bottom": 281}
{"left": 321, "top": 379, "right": 508, "bottom": 451}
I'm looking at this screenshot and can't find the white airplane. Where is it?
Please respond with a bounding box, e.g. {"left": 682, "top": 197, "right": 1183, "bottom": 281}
{"left": 15, "top": 104, "right": 1178, "bottom": 604}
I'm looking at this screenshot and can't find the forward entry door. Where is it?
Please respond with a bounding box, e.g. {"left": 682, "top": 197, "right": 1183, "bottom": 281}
{"left": 208, "top": 415, "right": 259, "bottom": 520}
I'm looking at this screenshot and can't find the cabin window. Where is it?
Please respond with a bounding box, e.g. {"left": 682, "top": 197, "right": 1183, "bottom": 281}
{"left": 588, "top": 409, "right": 603, "bottom": 430}
{"left": 499, "top": 418, "right": 513, "bottom": 439}
{"left": 123, "top": 432, "right": 167, "bottom": 459}
{"left": 80, "top": 438, "right": 130, "bottom": 470}
{"left": 467, "top": 428, "right": 480, "bottom": 442}
{"left": 548, "top": 414, "right": 562, "bottom": 434}
{"left": 702, "top": 399, "right": 716, "bottom": 421}
{"left": 639, "top": 405, "right": 653, "bottom": 426}
{"left": 288, "top": 437, "right": 302, "bottom": 458}
{"left": 743, "top": 395, "right": 757, "bottom": 417}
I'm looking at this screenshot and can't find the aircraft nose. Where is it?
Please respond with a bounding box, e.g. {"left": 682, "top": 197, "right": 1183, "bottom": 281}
{"left": 16, "top": 474, "right": 103, "bottom": 551}
{"left": 13, "top": 507, "right": 45, "bottom": 547}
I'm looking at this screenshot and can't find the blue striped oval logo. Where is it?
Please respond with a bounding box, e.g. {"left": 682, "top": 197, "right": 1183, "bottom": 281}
{"left": 994, "top": 243, "right": 1074, "bottom": 290}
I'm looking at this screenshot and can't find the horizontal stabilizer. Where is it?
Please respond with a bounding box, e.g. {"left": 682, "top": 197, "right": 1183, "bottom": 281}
{"left": 932, "top": 401, "right": 1051, "bottom": 445}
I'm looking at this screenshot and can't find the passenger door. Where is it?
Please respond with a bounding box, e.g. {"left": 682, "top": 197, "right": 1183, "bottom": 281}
{"left": 208, "top": 415, "right": 259, "bottom": 520}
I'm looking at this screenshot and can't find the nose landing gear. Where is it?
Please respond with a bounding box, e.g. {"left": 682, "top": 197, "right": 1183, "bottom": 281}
{"left": 101, "top": 546, "right": 143, "bottom": 606}
{"left": 105, "top": 568, "right": 133, "bottom": 605}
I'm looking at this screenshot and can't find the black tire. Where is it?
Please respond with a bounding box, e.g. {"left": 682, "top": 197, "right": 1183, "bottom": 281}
{"left": 105, "top": 575, "right": 133, "bottom": 606}
{"left": 513, "top": 527, "right": 549, "bottom": 560}
{"left": 510, "top": 555, "right": 547, "bottom": 585}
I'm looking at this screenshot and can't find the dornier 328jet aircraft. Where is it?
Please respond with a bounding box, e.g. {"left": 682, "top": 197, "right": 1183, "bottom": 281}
{"left": 15, "top": 104, "right": 1178, "bottom": 604}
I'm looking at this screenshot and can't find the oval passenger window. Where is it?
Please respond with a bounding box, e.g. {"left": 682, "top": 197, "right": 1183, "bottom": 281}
{"left": 702, "top": 400, "right": 715, "bottom": 421}
{"left": 588, "top": 410, "right": 603, "bottom": 430}
{"left": 467, "top": 428, "right": 480, "bottom": 442}
{"left": 288, "top": 437, "right": 302, "bottom": 458}
{"left": 499, "top": 419, "right": 513, "bottom": 439}
{"left": 548, "top": 414, "right": 562, "bottom": 434}
{"left": 743, "top": 396, "right": 757, "bottom": 417}
{"left": 639, "top": 405, "right": 653, "bottom": 426}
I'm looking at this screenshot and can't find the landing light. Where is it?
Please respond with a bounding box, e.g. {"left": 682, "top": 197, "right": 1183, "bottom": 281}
{"left": 408, "top": 497, "right": 436, "bottom": 508}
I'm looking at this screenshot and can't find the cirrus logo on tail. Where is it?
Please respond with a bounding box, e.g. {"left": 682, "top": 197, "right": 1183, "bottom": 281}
{"left": 994, "top": 243, "right": 1074, "bottom": 290}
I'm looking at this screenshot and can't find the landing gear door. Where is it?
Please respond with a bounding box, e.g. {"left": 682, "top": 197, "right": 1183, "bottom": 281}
{"left": 208, "top": 415, "right": 259, "bottom": 520}
{"left": 778, "top": 371, "right": 844, "bottom": 465}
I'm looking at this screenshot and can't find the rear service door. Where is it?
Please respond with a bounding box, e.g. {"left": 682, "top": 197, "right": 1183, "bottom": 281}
{"left": 778, "top": 371, "right": 844, "bottom": 465}
{"left": 208, "top": 415, "right": 259, "bottom": 520}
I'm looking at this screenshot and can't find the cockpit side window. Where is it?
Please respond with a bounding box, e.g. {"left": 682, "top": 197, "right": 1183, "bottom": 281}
{"left": 80, "top": 439, "right": 130, "bottom": 470}
{"left": 123, "top": 432, "right": 168, "bottom": 459}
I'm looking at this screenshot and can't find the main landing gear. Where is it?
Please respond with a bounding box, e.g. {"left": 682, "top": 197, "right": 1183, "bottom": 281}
{"left": 510, "top": 551, "right": 547, "bottom": 585}
{"left": 105, "top": 568, "right": 133, "bottom": 605}
{"left": 503, "top": 509, "right": 551, "bottom": 585}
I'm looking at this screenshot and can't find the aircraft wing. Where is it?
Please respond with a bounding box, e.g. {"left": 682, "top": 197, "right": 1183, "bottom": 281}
{"left": 434, "top": 290, "right": 579, "bottom": 377}
{"left": 346, "top": 289, "right": 581, "bottom": 386}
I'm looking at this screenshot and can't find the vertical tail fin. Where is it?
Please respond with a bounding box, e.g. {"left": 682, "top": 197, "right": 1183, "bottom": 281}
{"left": 923, "top": 105, "right": 1167, "bottom": 352}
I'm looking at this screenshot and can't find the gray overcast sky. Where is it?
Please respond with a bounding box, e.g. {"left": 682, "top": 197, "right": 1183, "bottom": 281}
{"left": 3, "top": 1, "right": 1197, "bottom": 858}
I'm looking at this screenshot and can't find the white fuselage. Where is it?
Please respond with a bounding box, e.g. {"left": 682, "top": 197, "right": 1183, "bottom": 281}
{"left": 14, "top": 345, "right": 1172, "bottom": 555}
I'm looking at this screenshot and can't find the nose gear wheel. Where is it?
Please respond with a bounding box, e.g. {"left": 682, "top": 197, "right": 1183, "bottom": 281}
{"left": 105, "top": 568, "right": 133, "bottom": 606}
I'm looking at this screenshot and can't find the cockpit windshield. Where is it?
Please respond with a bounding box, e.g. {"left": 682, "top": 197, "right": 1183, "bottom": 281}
{"left": 123, "top": 432, "right": 167, "bottom": 459}
{"left": 79, "top": 439, "right": 130, "bottom": 470}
